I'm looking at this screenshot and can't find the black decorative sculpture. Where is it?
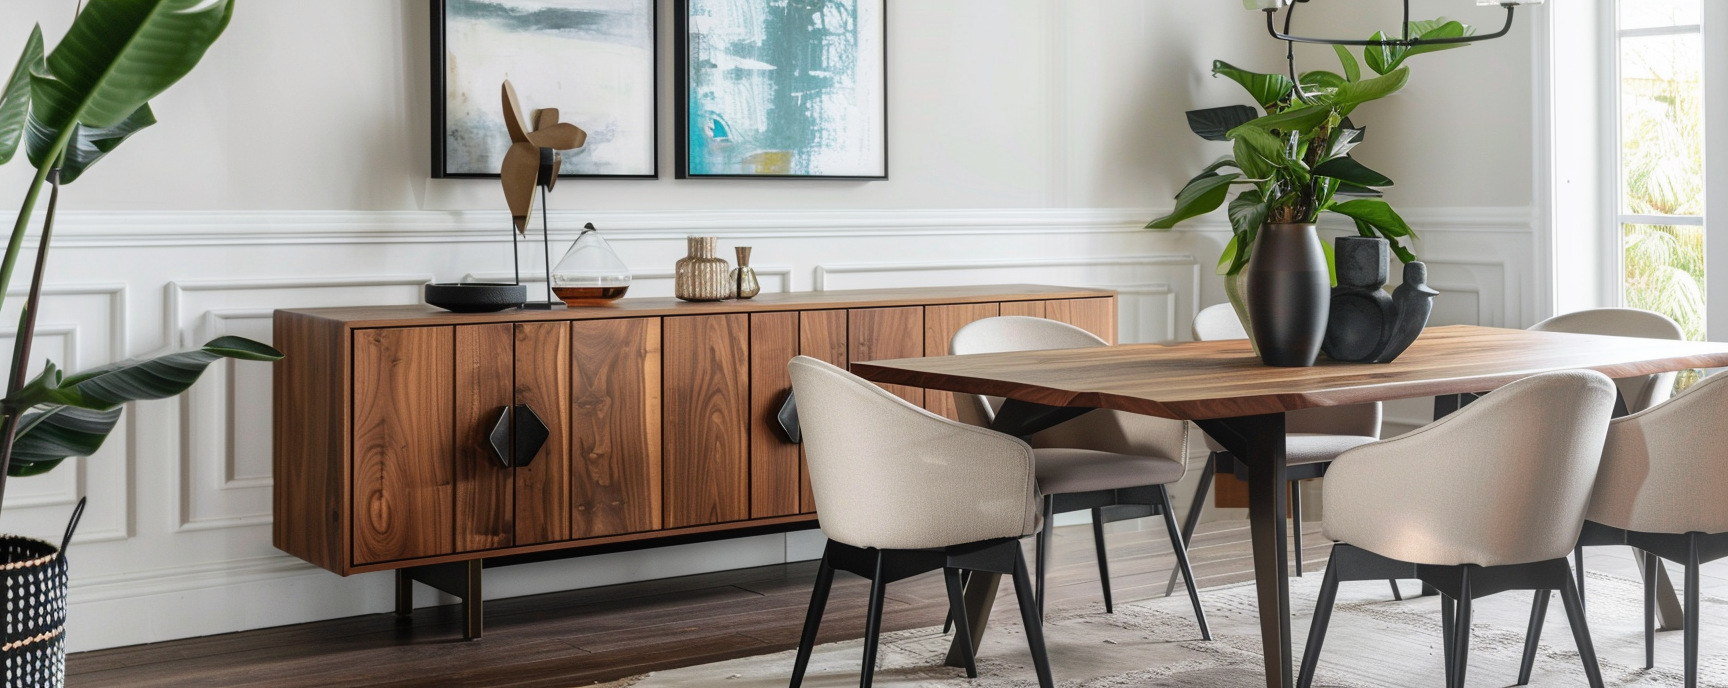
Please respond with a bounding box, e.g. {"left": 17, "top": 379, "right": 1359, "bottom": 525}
{"left": 1323, "top": 236, "right": 1438, "bottom": 363}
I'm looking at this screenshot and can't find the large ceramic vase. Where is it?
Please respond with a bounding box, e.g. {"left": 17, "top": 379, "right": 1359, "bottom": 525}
{"left": 1246, "top": 222, "right": 1330, "bottom": 367}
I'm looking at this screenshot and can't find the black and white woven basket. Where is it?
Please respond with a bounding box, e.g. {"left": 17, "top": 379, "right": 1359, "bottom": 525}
{"left": 3, "top": 498, "right": 83, "bottom": 688}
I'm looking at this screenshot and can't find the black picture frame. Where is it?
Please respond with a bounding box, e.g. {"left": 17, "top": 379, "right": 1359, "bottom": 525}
{"left": 431, "top": 0, "right": 660, "bottom": 179}
{"left": 674, "top": 0, "right": 889, "bottom": 180}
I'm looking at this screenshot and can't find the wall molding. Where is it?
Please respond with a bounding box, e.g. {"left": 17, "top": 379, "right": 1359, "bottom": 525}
{"left": 813, "top": 254, "right": 1201, "bottom": 291}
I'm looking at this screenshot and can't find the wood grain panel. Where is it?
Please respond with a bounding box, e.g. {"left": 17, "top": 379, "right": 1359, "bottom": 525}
{"left": 999, "top": 300, "right": 1046, "bottom": 318}
{"left": 922, "top": 303, "right": 1001, "bottom": 420}
{"left": 272, "top": 311, "right": 348, "bottom": 572}
{"left": 454, "top": 324, "right": 515, "bottom": 552}
{"left": 797, "top": 310, "right": 847, "bottom": 514}
{"left": 352, "top": 327, "right": 454, "bottom": 565}
{"left": 514, "top": 322, "right": 572, "bottom": 545}
{"left": 749, "top": 312, "right": 802, "bottom": 518}
{"left": 851, "top": 325, "right": 1728, "bottom": 422}
{"left": 663, "top": 314, "right": 751, "bottom": 528}
{"left": 1046, "top": 297, "right": 1117, "bottom": 344}
{"left": 848, "top": 307, "right": 925, "bottom": 406}
{"left": 570, "top": 318, "right": 663, "bottom": 539}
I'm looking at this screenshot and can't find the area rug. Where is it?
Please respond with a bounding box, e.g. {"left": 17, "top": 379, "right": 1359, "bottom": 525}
{"left": 597, "top": 570, "right": 1728, "bottom": 687}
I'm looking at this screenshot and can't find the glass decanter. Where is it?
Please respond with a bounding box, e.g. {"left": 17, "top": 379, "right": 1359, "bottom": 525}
{"left": 550, "top": 223, "right": 632, "bottom": 305}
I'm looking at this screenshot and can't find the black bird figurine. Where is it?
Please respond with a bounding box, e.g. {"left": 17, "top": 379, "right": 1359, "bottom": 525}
{"left": 1322, "top": 236, "right": 1438, "bottom": 363}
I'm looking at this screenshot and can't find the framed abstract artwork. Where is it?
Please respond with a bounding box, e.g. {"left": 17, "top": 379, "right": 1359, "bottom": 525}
{"left": 675, "top": 0, "right": 888, "bottom": 179}
{"left": 432, "top": 0, "right": 658, "bottom": 179}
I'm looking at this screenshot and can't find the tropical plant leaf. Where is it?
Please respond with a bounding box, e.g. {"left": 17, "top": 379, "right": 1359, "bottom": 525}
{"left": 1228, "top": 104, "right": 1331, "bottom": 137}
{"left": 11, "top": 335, "right": 282, "bottom": 411}
{"left": 27, "top": 0, "right": 233, "bottom": 169}
{"left": 1212, "top": 60, "right": 1293, "bottom": 111}
{"left": 1322, "top": 237, "right": 1338, "bottom": 287}
{"left": 1334, "top": 45, "right": 1360, "bottom": 82}
{"left": 1330, "top": 67, "right": 1409, "bottom": 115}
{"left": 1313, "top": 156, "right": 1393, "bottom": 187}
{"left": 1300, "top": 71, "right": 1347, "bottom": 92}
{"left": 1364, "top": 20, "right": 1474, "bottom": 75}
{"left": 1228, "top": 189, "right": 1270, "bottom": 238}
{"left": 1333, "top": 181, "right": 1384, "bottom": 197}
{"left": 58, "top": 103, "right": 154, "bottom": 183}
{"left": 1230, "top": 127, "right": 1284, "bottom": 180}
{"left": 1328, "top": 127, "right": 1364, "bottom": 159}
{"left": 1386, "top": 234, "right": 1416, "bottom": 263}
{"left": 1331, "top": 198, "right": 1415, "bottom": 238}
{"left": 1147, "top": 173, "right": 1241, "bottom": 229}
{"left": 1186, "top": 105, "right": 1259, "bottom": 142}
{"left": 1364, "top": 31, "right": 1399, "bottom": 76}
{"left": 1185, "top": 156, "right": 1240, "bottom": 188}
{"left": 1216, "top": 233, "right": 1241, "bottom": 277}
{"left": 0, "top": 25, "right": 43, "bottom": 165}
{"left": 7, "top": 405, "right": 122, "bottom": 477}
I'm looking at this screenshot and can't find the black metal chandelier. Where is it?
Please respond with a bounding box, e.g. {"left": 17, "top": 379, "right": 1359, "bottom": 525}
{"left": 1258, "top": 0, "right": 1544, "bottom": 48}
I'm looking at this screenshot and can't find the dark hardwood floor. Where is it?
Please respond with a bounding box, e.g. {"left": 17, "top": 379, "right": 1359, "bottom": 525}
{"left": 68, "top": 520, "right": 1332, "bottom": 688}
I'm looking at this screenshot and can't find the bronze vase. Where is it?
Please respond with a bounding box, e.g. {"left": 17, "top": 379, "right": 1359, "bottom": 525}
{"left": 674, "top": 237, "right": 733, "bottom": 301}
{"left": 1246, "top": 222, "right": 1330, "bottom": 367}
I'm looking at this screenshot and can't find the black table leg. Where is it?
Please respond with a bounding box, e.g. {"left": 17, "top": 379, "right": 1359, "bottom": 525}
{"left": 1197, "top": 413, "right": 1291, "bottom": 688}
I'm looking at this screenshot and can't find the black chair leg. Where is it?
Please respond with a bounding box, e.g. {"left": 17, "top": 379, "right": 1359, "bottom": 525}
{"left": 1449, "top": 570, "right": 1473, "bottom": 688}
{"left": 859, "top": 552, "right": 887, "bottom": 688}
{"left": 1157, "top": 485, "right": 1210, "bottom": 640}
{"left": 1516, "top": 590, "right": 1549, "bottom": 685}
{"left": 1290, "top": 481, "right": 1303, "bottom": 577}
{"left": 1167, "top": 452, "right": 1216, "bottom": 597}
{"left": 1009, "top": 546, "right": 1057, "bottom": 688}
{"left": 1091, "top": 506, "right": 1114, "bottom": 613}
{"left": 1389, "top": 580, "right": 1403, "bottom": 601}
{"left": 1441, "top": 595, "right": 1456, "bottom": 688}
{"left": 942, "top": 567, "right": 977, "bottom": 679}
{"left": 942, "top": 570, "right": 971, "bottom": 634}
{"left": 1575, "top": 544, "right": 1586, "bottom": 609}
{"left": 1686, "top": 534, "right": 1701, "bottom": 688}
{"left": 1035, "top": 495, "right": 1054, "bottom": 622}
{"left": 790, "top": 556, "right": 836, "bottom": 688}
{"left": 1560, "top": 569, "right": 1606, "bottom": 688}
{"left": 1296, "top": 556, "right": 1341, "bottom": 688}
{"left": 1645, "top": 550, "right": 1658, "bottom": 670}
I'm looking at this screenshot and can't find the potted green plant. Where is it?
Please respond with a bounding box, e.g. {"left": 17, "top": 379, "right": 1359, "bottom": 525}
{"left": 0, "top": 1, "right": 278, "bottom": 680}
{"left": 1148, "top": 19, "right": 1477, "bottom": 366}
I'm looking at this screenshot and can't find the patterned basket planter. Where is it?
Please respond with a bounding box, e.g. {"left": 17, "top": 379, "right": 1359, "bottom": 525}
{"left": 3, "top": 498, "right": 83, "bottom": 688}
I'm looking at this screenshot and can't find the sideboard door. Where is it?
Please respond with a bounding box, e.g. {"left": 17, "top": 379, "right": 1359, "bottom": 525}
{"left": 748, "top": 311, "right": 801, "bottom": 519}
{"left": 662, "top": 314, "right": 750, "bottom": 528}
{"left": 352, "top": 327, "right": 455, "bottom": 565}
{"left": 570, "top": 318, "right": 663, "bottom": 538}
{"left": 514, "top": 322, "right": 573, "bottom": 546}
{"left": 455, "top": 324, "right": 515, "bottom": 552}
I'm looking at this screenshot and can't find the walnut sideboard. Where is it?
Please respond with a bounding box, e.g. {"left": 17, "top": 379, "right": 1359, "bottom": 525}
{"left": 273, "top": 284, "right": 1117, "bottom": 638}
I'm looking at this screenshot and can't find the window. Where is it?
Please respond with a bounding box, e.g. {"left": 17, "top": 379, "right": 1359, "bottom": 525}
{"left": 1615, "top": 0, "right": 1706, "bottom": 339}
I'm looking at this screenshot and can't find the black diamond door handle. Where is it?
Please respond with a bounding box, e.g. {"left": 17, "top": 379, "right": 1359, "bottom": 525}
{"left": 487, "top": 406, "right": 513, "bottom": 468}
{"left": 512, "top": 404, "right": 551, "bottom": 467}
{"left": 776, "top": 391, "right": 801, "bottom": 444}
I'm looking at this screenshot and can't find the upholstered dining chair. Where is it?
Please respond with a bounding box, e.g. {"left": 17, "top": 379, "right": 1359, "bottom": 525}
{"left": 1517, "top": 368, "right": 1728, "bottom": 688}
{"left": 1298, "top": 370, "right": 1617, "bottom": 688}
{"left": 947, "top": 317, "right": 1209, "bottom": 638}
{"left": 787, "top": 356, "right": 1053, "bottom": 688}
{"left": 1180, "top": 304, "right": 1386, "bottom": 590}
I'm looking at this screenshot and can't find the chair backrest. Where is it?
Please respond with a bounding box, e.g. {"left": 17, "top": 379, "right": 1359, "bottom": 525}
{"left": 1323, "top": 370, "right": 1617, "bottom": 567}
{"left": 950, "top": 317, "right": 1189, "bottom": 461}
{"left": 1588, "top": 370, "right": 1728, "bottom": 535}
{"left": 1529, "top": 308, "right": 1684, "bottom": 413}
{"left": 1193, "top": 303, "right": 1248, "bottom": 342}
{"left": 788, "top": 356, "right": 1040, "bottom": 550}
{"left": 1192, "top": 303, "right": 1381, "bottom": 439}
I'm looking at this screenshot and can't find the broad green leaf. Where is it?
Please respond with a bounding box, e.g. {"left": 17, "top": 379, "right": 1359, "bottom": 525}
{"left": 0, "top": 25, "right": 43, "bottom": 165}
{"left": 1299, "top": 71, "right": 1347, "bottom": 92}
{"left": 1212, "top": 60, "right": 1293, "bottom": 111}
{"left": 1333, "top": 181, "right": 1384, "bottom": 197}
{"left": 1328, "top": 127, "right": 1364, "bottom": 159}
{"left": 27, "top": 0, "right": 233, "bottom": 168}
{"left": 1313, "top": 156, "right": 1393, "bottom": 187}
{"left": 7, "top": 406, "right": 122, "bottom": 477}
{"left": 1228, "top": 104, "right": 1331, "bottom": 137}
{"left": 59, "top": 103, "right": 154, "bottom": 183}
{"left": 1186, "top": 105, "right": 1259, "bottom": 141}
{"left": 12, "top": 335, "right": 282, "bottom": 411}
{"left": 1216, "top": 234, "right": 1241, "bottom": 276}
{"left": 1322, "top": 238, "right": 1338, "bottom": 287}
{"left": 1228, "top": 188, "right": 1270, "bottom": 238}
{"left": 1146, "top": 173, "right": 1241, "bottom": 229}
{"left": 1185, "top": 156, "right": 1240, "bottom": 188}
{"left": 1364, "top": 31, "right": 1399, "bottom": 76}
{"left": 1331, "top": 68, "right": 1409, "bottom": 115}
{"left": 1334, "top": 45, "right": 1360, "bottom": 82}
{"left": 1386, "top": 234, "right": 1416, "bottom": 263}
{"left": 1330, "top": 198, "right": 1415, "bottom": 238}
{"left": 1405, "top": 20, "right": 1474, "bottom": 61}
{"left": 1230, "top": 127, "right": 1284, "bottom": 180}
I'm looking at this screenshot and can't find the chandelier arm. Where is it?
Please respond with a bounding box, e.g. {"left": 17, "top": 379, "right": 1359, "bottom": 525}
{"left": 1264, "top": 5, "right": 1516, "bottom": 47}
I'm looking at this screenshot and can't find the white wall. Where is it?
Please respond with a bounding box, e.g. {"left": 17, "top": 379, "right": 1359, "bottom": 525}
{"left": 0, "top": 0, "right": 1541, "bottom": 651}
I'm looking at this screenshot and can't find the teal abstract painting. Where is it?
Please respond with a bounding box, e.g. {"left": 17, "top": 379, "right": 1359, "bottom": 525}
{"left": 678, "top": 0, "right": 887, "bottom": 178}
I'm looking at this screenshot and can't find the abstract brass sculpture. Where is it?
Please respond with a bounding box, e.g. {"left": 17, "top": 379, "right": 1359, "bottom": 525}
{"left": 500, "top": 80, "right": 587, "bottom": 234}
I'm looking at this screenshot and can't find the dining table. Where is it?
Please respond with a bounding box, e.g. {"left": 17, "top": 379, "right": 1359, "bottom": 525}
{"left": 849, "top": 324, "right": 1728, "bottom": 688}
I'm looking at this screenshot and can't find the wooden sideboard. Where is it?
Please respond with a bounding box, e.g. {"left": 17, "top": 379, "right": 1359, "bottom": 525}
{"left": 273, "top": 284, "right": 1116, "bottom": 637}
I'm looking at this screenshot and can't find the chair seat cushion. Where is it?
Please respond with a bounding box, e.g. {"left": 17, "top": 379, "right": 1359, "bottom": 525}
{"left": 1033, "top": 448, "right": 1185, "bottom": 495}
{"left": 1287, "top": 434, "right": 1379, "bottom": 466}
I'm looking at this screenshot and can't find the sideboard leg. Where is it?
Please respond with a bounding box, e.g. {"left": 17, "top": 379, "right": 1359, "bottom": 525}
{"left": 399, "top": 560, "right": 485, "bottom": 640}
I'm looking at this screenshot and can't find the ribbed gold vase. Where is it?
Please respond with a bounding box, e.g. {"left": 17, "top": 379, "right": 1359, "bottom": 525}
{"left": 675, "top": 236, "right": 733, "bottom": 301}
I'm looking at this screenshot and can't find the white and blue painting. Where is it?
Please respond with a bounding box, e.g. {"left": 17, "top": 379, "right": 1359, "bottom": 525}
{"left": 442, "top": 0, "right": 656, "bottom": 177}
{"left": 682, "top": 0, "right": 886, "bottom": 178}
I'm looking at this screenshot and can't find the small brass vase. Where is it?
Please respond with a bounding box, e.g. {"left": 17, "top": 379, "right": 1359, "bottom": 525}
{"left": 674, "top": 236, "right": 732, "bottom": 301}
{"left": 731, "top": 247, "right": 760, "bottom": 299}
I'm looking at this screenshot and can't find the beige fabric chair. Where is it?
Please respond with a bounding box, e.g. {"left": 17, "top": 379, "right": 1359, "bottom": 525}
{"left": 948, "top": 317, "right": 1208, "bottom": 638}
{"left": 787, "top": 356, "right": 1052, "bottom": 688}
{"left": 1518, "top": 369, "right": 1728, "bottom": 687}
{"left": 1184, "top": 303, "right": 1382, "bottom": 586}
{"left": 1529, "top": 308, "right": 1685, "bottom": 413}
{"left": 1300, "top": 370, "right": 1617, "bottom": 688}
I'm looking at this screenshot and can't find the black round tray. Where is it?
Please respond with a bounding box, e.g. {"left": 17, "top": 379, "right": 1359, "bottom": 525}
{"left": 424, "top": 283, "right": 527, "bottom": 313}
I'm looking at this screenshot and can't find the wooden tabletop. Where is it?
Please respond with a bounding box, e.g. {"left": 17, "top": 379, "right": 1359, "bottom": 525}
{"left": 851, "top": 325, "right": 1728, "bottom": 421}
